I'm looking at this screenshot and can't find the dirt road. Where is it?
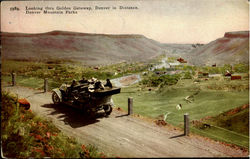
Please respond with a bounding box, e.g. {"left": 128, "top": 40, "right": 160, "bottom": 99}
{"left": 3, "top": 85, "right": 248, "bottom": 157}
{"left": 111, "top": 74, "right": 141, "bottom": 87}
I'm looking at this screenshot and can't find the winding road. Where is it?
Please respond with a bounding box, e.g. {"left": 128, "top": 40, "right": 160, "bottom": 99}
{"left": 2, "top": 84, "right": 248, "bottom": 157}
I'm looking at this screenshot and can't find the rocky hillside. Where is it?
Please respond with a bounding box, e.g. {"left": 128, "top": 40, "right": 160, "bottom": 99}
{"left": 185, "top": 31, "right": 249, "bottom": 66}
{"left": 1, "top": 31, "right": 165, "bottom": 65}
{"left": 162, "top": 43, "right": 195, "bottom": 55}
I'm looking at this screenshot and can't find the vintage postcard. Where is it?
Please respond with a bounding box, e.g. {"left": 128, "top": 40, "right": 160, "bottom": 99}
{"left": 1, "top": 0, "right": 249, "bottom": 158}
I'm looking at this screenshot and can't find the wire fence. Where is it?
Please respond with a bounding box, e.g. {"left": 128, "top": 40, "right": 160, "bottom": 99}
{"left": 163, "top": 110, "right": 249, "bottom": 148}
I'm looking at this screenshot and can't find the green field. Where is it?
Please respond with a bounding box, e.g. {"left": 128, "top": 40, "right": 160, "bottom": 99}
{"left": 112, "top": 78, "right": 249, "bottom": 148}
{"left": 113, "top": 85, "right": 248, "bottom": 120}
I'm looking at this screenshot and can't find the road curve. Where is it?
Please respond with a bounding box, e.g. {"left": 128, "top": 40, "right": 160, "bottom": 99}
{"left": 2, "top": 85, "right": 248, "bottom": 157}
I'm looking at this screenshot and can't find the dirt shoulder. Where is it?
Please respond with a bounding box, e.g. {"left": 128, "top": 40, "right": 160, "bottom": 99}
{"left": 2, "top": 84, "right": 249, "bottom": 157}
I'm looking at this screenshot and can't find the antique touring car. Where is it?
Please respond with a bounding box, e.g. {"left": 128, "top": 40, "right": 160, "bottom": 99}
{"left": 52, "top": 78, "right": 121, "bottom": 117}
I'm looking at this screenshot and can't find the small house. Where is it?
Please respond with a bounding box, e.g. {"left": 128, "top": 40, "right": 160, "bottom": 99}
{"left": 231, "top": 75, "right": 241, "bottom": 80}
{"left": 177, "top": 58, "right": 184, "bottom": 62}
{"left": 224, "top": 72, "right": 232, "bottom": 77}
{"left": 202, "top": 73, "right": 209, "bottom": 77}
{"left": 155, "top": 71, "right": 167, "bottom": 75}
{"left": 177, "top": 58, "right": 187, "bottom": 63}
{"left": 169, "top": 61, "right": 180, "bottom": 68}
{"left": 198, "top": 72, "right": 209, "bottom": 78}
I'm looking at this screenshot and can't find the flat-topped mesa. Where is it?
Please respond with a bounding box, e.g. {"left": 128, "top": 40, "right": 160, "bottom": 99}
{"left": 45, "top": 31, "right": 145, "bottom": 38}
{"left": 1, "top": 30, "right": 145, "bottom": 39}
{"left": 224, "top": 31, "right": 249, "bottom": 38}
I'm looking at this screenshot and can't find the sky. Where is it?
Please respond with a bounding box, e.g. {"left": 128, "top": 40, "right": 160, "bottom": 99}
{"left": 1, "top": 0, "right": 249, "bottom": 44}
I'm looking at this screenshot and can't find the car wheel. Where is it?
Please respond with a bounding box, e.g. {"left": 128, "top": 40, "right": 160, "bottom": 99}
{"left": 104, "top": 105, "right": 112, "bottom": 116}
{"left": 52, "top": 92, "right": 60, "bottom": 104}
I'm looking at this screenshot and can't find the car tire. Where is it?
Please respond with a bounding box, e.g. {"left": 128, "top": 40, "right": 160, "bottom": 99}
{"left": 52, "top": 92, "right": 60, "bottom": 104}
{"left": 104, "top": 105, "right": 112, "bottom": 116}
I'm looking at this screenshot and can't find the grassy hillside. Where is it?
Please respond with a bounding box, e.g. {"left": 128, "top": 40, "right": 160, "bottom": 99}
{"left": 112, "top": 77, "right": 249, "bottom": 148}
{"left": 201, "top": 104, "right": 249, "bottom": 136}
{"left": 1, "top": 31, "right": 165, "bottom": 66}
{"left": 113, "top": 80, "right": 249, "bottom": 121}
{"left": 191, "top": 104, "right": 249, "bottom": 149}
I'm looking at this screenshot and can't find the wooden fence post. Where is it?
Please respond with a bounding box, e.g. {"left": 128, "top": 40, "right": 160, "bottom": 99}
{"left": 11, "top": 73, "right": 16, "bottom": 86}
{"left": 184, "top": 113, "right": 189, "bottom": 136}
{"left": 44, "top": 78, "right": 48, "bottom": 92}
{"left": 128, "top": 97, "right": 133, "bottom": 115}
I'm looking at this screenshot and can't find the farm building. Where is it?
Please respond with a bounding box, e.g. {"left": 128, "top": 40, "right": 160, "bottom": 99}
{"left": 231, "top": 75, "right": 242, "bottom": 80}
{"left": 224, "top": 70, "right": 232, "bottom": 76}
{"left": 177, "top": 58, "right": 187, "bottom": 63}
{"left": 155, "top": 71, "right": 166, "bottom": 75}
{"left": 169, "top": 61, "right": 180, "bottom": 68}
{"left": 148, "top": 61, "right": 170, "bottom": 71}
{"left": 198, "top": 72, "right": 209, "bottom": 78}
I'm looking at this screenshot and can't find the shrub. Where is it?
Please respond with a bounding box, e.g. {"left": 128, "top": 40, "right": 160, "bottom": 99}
{"left": 1, "top": 92, "right": 106, "bottom": 158}
{"left": 182, "top": 71, "right": 193, "bottom": 79}
{"left": 233, "top": 63, "right": 249, "bottom": 73}
{"left": 141, "top": 74, "right": 181, "bottom": 87}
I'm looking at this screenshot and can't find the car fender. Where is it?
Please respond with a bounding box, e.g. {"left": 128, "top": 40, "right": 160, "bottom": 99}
{"left": 52, "top": 88, "right": 62, "bottom": 102}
